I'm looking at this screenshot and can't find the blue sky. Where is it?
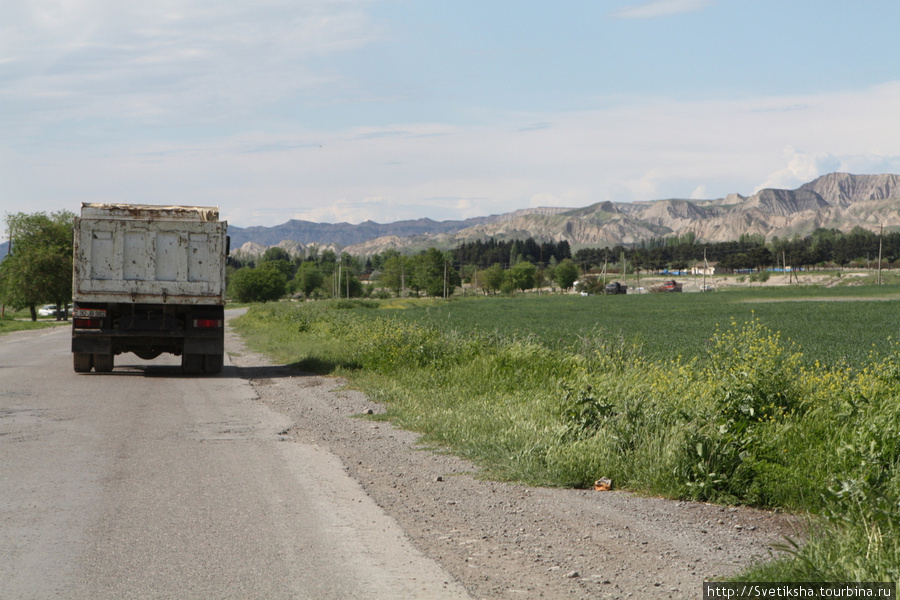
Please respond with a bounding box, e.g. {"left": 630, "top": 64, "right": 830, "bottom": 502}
{"left": 2, "top": 0, "right": 900, "bottom": 233}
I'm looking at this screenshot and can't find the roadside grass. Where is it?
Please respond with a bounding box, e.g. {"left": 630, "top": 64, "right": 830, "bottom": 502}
{"left": 0, "top": 309, "right": 70, "bottom": 336}
{"left": 232, "top": 291, "right": 900, "bottom": 582}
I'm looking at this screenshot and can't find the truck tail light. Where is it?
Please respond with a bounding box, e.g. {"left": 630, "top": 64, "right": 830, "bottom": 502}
{"left": 193, "top": 318, "right": 223, "bottom": 329}
{"left": 73, "top": 308, "right": 106, "bottom": 329}
{"left": 74, "top": 318, "right": 103, "bottom": 329}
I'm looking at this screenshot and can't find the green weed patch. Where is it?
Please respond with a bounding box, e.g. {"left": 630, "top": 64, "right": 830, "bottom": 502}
{"left": 233, "top": 295, "right": 900, "bottom": 582}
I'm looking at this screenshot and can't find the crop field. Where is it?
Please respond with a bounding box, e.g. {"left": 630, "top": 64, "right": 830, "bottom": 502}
{"left": 372, "top": 285, "right": 900, "bottom": 366}
{"left": 233, "top": 285, "right": 900, "bottom": 582}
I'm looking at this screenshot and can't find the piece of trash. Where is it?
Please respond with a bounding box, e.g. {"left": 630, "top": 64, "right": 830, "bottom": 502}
{"left": 594, "top": 477, "right": 613, "bottom": 491}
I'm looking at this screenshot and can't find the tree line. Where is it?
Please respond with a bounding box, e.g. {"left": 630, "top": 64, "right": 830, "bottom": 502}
{"left": 3, "top": 208, "right": 899, "bottom": 312}
{"left": 573, "top": 228, "right": 900, "bottom": 274}
{"left": 228, "top": 227, "right": 900, "bottom": 300}
{"left": 227, "top": 241, "right": 583, "bottom": 301}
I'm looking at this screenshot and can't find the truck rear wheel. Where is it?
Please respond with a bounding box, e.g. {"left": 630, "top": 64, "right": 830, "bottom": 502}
{"left": 74, "top": 353, "right": 93, "bottom": 373}
{"left": 93, "top": 353, "right": 114, "bottom": 373}
{"left": 203, "top": 353, "right": 223, "bottom": 374}
{"left": 182, "top": 353, "right": 203, "bottom": 374}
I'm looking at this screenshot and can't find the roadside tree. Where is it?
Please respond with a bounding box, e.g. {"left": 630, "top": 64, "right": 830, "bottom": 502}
{"left": 0, "top": 211, "right": 75, "bottom": 321}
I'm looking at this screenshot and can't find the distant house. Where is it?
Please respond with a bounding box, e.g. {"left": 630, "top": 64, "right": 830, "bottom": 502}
{"left": 691, "top": 261, "right": 727, "bottom": 276}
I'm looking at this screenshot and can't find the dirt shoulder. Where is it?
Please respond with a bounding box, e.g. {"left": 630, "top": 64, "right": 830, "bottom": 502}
{"left": 226, "top": 323, "right": 799, "bottom": 600}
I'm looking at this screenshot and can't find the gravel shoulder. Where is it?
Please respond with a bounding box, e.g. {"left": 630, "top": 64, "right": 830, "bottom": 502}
{"left": 226, "top": 318, "right": 800, "bottom": 600}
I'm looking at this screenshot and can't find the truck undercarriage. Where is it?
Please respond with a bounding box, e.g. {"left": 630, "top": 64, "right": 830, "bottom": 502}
{"left": 72, "top": 302, "right": 225, "bottom": 374}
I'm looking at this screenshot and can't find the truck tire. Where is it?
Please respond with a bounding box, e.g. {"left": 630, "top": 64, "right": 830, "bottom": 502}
{"left": 93, "top": 353, "right": 114, "bottom": 373}
{"left": 203, "top": 353, "right": 223, "bottom": 374}
{"left": 182, "top": 353, "right": 203, "bottom": 375}
{"left": 74, "top": 353, "right": 93, "bottom": 373}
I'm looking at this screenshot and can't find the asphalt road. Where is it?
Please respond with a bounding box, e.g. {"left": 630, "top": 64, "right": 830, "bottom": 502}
{"left": 0, "top": 320, "right": 470, "bottom": 600}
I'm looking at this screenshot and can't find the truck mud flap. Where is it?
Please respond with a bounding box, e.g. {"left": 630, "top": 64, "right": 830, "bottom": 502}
{"left": 184, "top": 337, "right": 224, "bottom": 355}
{"left": 72, "top": 337, "right": 112, "bottom": 354}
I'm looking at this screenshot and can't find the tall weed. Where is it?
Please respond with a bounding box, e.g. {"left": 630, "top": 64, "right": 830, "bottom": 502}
{"left": 233, "top": 300, "right": 900, "bottom": 582}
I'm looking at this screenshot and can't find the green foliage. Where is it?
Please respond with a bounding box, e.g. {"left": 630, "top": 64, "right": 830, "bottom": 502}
{"left": 260, "top": 246, "right": 291, "bottom": 263}
{"left": 574, "top": 227, "right": 900, "bottom": 273}
{"left": 294, "top": 261, "right": 324, "bottom": 299}
{"left": 411, "top": 248, "right": 458, "bottom": 297}
{"left": 259, "top": 259, "right": 293, "bottom": 280}
{"left": 0, "top": 309, "right": 68, "bottom": 335}
{"left": 234, "top": 289, "right": 900, "bottom": 582}
{"left": 378, "top": 255, "right": 407, "bottom": 297}
{"left": 553, "top": 258, "right": 579, "bottom": 291}
{"left": 507, "top": 261, "right": 537, "bottom": 292}
{"left": 376, "top": 288, "right": 900, "bottom": 365}
{"left": 476, "top": 263, "right": 505, "bottom": 295}
{"left": 0, "top": 211, "right": 75, "bottom": 320}
{"left": 749, "top": 270, "right": 771, "bottom": 283}
{"left": 228, "top": 267, "right": 287, "bottom": 302}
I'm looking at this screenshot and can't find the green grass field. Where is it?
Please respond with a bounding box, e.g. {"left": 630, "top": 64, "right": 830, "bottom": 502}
{"left": 233, "top": 285, "right": 900, "bottom": 583}
{"left": 361, "top": 285, "right": 900, "bottom": 366}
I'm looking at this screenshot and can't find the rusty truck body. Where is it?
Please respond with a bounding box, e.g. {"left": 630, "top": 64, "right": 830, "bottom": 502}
{"left": 71, "top": 203, "right": 228, "bottom": 374}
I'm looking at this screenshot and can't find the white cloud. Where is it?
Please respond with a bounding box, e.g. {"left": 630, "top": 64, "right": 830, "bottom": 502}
{"left": 611, "top": 0, "right": 716, "bottom": 20}
{"left": 0, "top": 1, "right": 382, "bottom": 137}
{"left": 756, "top": 148, "right": 841, "bottom": 191}
{"left": 4, "top": 79, "right": 900, "bottom": 227}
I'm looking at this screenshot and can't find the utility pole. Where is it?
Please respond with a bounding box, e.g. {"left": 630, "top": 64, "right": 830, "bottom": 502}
{"left": 703, "top": 247, "right": 708, "bottom": 290}
{"left": 878, "top": 224, "right": 884, "bottom": 285}
{"left": 783, "top": 250, "right": 789, "bottom": 284}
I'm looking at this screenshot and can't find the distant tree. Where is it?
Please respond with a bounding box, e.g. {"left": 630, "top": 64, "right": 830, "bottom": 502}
{"left": 379, "top": 255, "right": 410, "bottom": 297}
{"left": 507, "top": 261, "right": 537, "bottom": 293}
{"left": 259, "top": 259, "right": 293, "bottom": 281}
{"left": 370, "top": 248, "right": 401, "bottom": 272}
{"left": 261, "top": 246, "right": 291, "bottom": 263}
{"left": 294, "top": 262, "right": 324, "bottom": 299}
{"left": 478, "top": 263, "right": 506, "bottom": 295}
{"left": 320, "top": 249, "right": 337, "bottom": 265}
{"left": 228, "top": 267, "right": 287, "bottom": 303}
{"left": 554, "top": 259, "right": 580, "bottom": 291}
{"left": 0, "top": 211, "right": 75, "bottom": 320}
{"left": 747, "top": 246, "right": 774, "bottom": 272}
{"left": 411, "top": 248, "right": 458, "bottom": 298}
{"left": 332, "top": 254, "right": 365, "bottom": 298}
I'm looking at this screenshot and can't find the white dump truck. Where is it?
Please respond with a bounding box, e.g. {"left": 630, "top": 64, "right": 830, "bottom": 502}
{"left": 71, "top": 203, "right": 228, "bottom": 374}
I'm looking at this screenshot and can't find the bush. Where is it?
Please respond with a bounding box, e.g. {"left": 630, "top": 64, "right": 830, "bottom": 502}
{"left": 229, "top": 267, "right": 287, "bottom": 303}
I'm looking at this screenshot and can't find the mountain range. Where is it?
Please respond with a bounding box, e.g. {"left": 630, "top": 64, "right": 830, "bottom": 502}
{"left": 1, "top": 173, "right": 891, "bottom": 263}
{"left": 231, "top": 173, "right": 900, "bottom": 258}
